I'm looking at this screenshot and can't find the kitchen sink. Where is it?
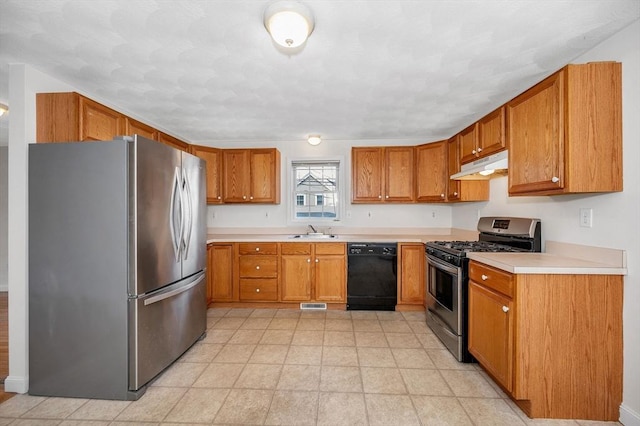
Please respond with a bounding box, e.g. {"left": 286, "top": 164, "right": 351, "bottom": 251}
{"left": 290, "top": 234, "right": 338, "bottom": 239}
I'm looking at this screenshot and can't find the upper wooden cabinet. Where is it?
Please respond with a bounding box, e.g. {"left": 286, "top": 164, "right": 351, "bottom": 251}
{"left": 446, "top": 135, "right": 490, "bottom": 202}
{"left": 507, "top": 62, "right": 622, "bottom": 196}
{"left": 37, "top": 92, "right": 124, "bottom": 142}
{"left": 415, "top": 141, "right": 447, "bottom": 202}
{"left": 190, "top": 145, "right": 223, "bottom": 204}
{"left": 352, "top": 146, "right": 414, "bottom": 203}
{"left": 125, "top": 117, "right": 157, "bottom": 141}
{"left": 460, "top": 107, "right": 506, "bottom": 165}
{"left": 222, "top": 148, "right": 281, "bottom": 204}
{"left": 157, "top": 132, "right": 190, "bottom": 152}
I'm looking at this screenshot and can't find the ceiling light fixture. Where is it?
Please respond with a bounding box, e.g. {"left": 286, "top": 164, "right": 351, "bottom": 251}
{"left": 264, "top": 1, "right": 315, "bottom": 48}
{"left": 0, "top": 103, "right": 8, "bottom": 117}
{"left": 307, "top": 135, "right": 321, "bottom": 146}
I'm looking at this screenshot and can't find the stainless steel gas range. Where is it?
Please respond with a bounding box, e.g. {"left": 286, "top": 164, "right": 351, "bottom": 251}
{"left": 425, "top": 217, "right": 541, "bottom": 362}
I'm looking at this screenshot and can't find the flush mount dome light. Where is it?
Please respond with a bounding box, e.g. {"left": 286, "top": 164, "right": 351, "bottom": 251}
{"left": 264, "top": 1, "right": 315, "bottom": 48}
{"left": 0, "top": 103, "right": 7, "bottom": 117}
{"left": 307, "top": 135, "right": 321, "bottom": 145}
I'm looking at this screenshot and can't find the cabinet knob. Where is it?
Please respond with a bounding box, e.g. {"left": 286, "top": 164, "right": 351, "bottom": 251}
{"left": 481, "top": 274, "right": 488, "bottom": 280}
{"left": 256, "top": 247, "right": 260, "bottom": 251}
{"left": 378, "top": 195, "right": 382, "bottom": 199}
{"left": 551, "top": 176, "right": 560, "bottom": 183}
{"left": 453, "top": 192, "right": 458, "bottom": 196}
{"left": 440, "top": 194, "right": 445, "bottom": 198}
{"left": 385, "top": 195, "right": 389, "bottom": 199}
{"left": 315, "top": 259, "right": 319, "bottom": 263}
{"left": 472, "top": 149, "right": 476, "bottom": 154}
{"left": 217, "top": 196, "right": 221, "bottom": 200}
{"left": 256, "top": 288, "right": 260, "bottom": 293}
{"left": 477, "top": 148, "right": 483, "bottom": 153}
{"left": 243, "top": 195, "right": 247, "bottom": 200}
{"left": 307, "top": 258, "right": 311, "bottom": 263}
{"left": 502, "top": 305, "right": 509, "bottom": 313}
{"left": 250, "top": 196, "right": 254, "bottom": 200}
{"left": 256, "top": 266, "right": 260, "bottom": 270}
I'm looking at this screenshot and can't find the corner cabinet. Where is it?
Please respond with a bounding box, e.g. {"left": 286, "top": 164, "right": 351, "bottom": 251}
{"left": 352, "top": 146, "right": 415, "bottom": 203}
{"left": 507, "top": 62, "right": 622, "bottom": 196}
{"left": 467, "top": 261, "right": 623, "bottom": 421}
{"left": 223, "top": 149, "right": 281, "bottom": 204}
{"left": 446, "top": 136, "right": 489, "bottom": 202}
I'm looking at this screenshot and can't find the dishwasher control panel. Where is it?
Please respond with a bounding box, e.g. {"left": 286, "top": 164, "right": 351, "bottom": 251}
{"left": 348, "top": 243, "right": 397, "bottom": 256}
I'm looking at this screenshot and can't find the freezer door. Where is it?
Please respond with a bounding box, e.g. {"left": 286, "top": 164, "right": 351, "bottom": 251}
{"left": 181, "top": 151, "right": 207, "bottom": 277}
{"left": 129, "top": 271, "right": 207, "bottom": 391}
{"left": 130, "top": 136, "right": 183, "bottom": 296}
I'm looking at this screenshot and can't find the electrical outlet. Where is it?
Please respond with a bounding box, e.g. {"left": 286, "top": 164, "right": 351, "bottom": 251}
{"left": 265, "top": 211, "right": 269, "bottom": 219}
{"left": 367, "top": 211, "right": 372, "bottom": 219}
{"left": 579, "top": 208, "right": 593, "bottom": 228}
{"left": 346, "top": 210, "right": 352, "bottom": 218}
{"left": 431, "top": 211, "right": 436, "bottom": 218}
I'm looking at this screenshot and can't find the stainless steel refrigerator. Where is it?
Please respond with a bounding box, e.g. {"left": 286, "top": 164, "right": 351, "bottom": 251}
{"left": 28, "top": 135, "right": 207, "bottom": 400}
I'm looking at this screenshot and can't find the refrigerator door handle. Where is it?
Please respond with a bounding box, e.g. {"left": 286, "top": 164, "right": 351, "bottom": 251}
{"left": 143, "top": 271, "right": 205, "bottom": 306}
{"left": 181, "top": 168, "right": 193, "bottom": 260}
{"left": 169, "top": 166, "right": 184, "bottom": 263}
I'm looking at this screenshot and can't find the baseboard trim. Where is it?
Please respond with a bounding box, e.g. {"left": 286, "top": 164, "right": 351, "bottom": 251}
{"left": 621, "top": 403, "right": 640, "bottom": 426}
{"left": 3, "top": 376, "right": 28, "bottom": 394}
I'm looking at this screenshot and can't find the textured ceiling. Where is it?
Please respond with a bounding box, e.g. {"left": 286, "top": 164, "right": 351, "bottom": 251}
{"left": 0, "top": 0, "right": 638, "bottom": 144}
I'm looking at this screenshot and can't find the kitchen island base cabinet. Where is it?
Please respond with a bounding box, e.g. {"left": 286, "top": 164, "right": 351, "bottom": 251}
{"left": 468, "top": 261, "right": 622, "bottom": 421}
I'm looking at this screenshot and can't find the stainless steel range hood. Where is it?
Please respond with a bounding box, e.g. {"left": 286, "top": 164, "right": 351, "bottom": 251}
{"left": 450, "top": 150, "right": 508, "bottom": 180}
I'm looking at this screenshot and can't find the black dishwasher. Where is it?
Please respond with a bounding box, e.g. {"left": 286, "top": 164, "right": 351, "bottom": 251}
{"left": 346, "top": 243, "right": 397, "bottom": 311}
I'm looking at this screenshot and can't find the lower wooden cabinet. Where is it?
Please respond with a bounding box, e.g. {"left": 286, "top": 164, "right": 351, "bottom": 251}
{"left": 397, "top": 243, "right": 425, "bottom": 306}
{"left": 208, "top": 243, "right": 235, "bottom": 303}
{"left": 467, "top": 260, "right": 623, "bottom": 421}
{"left": 280, "top": 242, "right": 346, "bottom": 303}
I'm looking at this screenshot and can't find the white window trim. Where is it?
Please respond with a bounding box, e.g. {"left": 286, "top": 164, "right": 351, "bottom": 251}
{"left": 287, "top": 156, "right": 345, "bottom": 225}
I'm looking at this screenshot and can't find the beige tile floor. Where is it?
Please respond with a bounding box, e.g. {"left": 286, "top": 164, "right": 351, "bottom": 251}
{"left": 0, "top": 308, "right": 623, "bottom": 425}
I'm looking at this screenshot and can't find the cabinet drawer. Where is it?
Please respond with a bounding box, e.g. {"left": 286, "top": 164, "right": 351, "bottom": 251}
{"left": 315, "top": 242, "right": 346, "bottom": 255}
{"left": 240, "top": 279, "right": 278, "bottom": 301}
{"left": 239, "top": 255, "right": 278, "bottom": 278}
{"left": 281, "top": 243, "right": 312, "bottom": 255}
{"left": 469, "top": 261, "right": 514, "bottom": 297}
{"left": 238, "top": 243, "right": 277, "bottom": 255}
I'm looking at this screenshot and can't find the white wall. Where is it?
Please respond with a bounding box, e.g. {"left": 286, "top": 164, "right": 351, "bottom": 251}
{"left": 206, "top": 139, "right": 453, "bottom": 230}
{"left": 453, "top": 20, "right": 640, "bottom": 425}
{"left": 0, "top": 146, "right": 7, "bottom": 292}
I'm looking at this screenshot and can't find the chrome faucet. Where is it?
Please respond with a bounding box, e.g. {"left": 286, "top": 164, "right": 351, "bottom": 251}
{"left": 308, "top": 224, "right": 318, "bottom": 234}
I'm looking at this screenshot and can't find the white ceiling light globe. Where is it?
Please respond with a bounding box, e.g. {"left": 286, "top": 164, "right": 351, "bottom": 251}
{"left": 264, "top": 1, "right": 315, "bottom": 48}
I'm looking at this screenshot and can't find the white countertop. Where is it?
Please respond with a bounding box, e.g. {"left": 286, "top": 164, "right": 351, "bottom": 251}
{"left": 207, "top": 234, "right": 431, "bottom": 244}
{"left": 467, "top": 241, "right": 627, "bottom": 275}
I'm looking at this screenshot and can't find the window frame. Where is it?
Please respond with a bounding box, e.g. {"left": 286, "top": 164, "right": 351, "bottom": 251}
{"left": 288, "top": 157, "right": 344, "bottom": 224}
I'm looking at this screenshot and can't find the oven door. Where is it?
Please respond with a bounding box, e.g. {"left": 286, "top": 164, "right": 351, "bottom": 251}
{"left": 426, "top": 255, "right": 461, "bottom": 336}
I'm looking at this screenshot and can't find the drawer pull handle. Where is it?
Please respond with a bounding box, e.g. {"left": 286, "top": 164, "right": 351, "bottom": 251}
{"left": 481, "top": 274, "right": 488, "bottom": 280}
{"left": 502, "top": 306, "right": 509, "bottom": 313}
{"left": 256, "top": 266, "right": 260, "bottom": 270}
{"left": 256, "top": 288, "right": 260, "bottom": 293}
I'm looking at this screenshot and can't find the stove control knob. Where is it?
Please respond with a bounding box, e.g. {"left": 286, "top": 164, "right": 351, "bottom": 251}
{"left": 446, "top": 255, "right": 453, "bottom": 262}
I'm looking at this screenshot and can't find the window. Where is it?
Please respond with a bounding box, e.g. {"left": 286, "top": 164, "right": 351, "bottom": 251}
{"left": 292, "top": 160, "right": 340, "bottom": 220}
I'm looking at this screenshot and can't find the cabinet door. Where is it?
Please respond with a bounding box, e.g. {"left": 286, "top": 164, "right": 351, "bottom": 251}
{"left": 157, "top": 132, "right": 190, "bottom": 152}
{"left": 191, "top": 146, "right": 223, "bottom": 204}
{"left": 385, "top": 147, "right": 415, "bottom": 202}
{"left": 447, "top": 135, "right": 461, "bottom": 201}
{"left": 468, "top": 281, "right": 513, "bottom": 392}
{"left": 352, "top": 147, "right": 384, "bottom": 202}
{"left": 210, "top": 244, "right": 235, "bottom": 302}
{"left": 415, "top": 142, "right": 447, "bottom": 202}
{"left": 281, "top": 255, "right": 312, "bottom": 301}
{"left": 250, "top": 149, "right": 280, "bottom": 203}
{"left": 478, "top": 107, "right": 506, "bottom": 157}
{"left": 223, "top": 150, "right": 251, "bottom": 202}
{"left": 125, "top": 117, "right": 157, "bottom": 140}
{"left": 79, "top": 96, "right": 123, "bottom": 141}
{"left": 507, "top": 71, "right": 564, "bottom": 194}
{"left": 459, "top": 123, "right": 479, "bottom": 164}
{"left": 398, "top": 243, "right": 425, "bottom": 305}
{"left": 315, "top": 255, "right": 346, "bottom": 302}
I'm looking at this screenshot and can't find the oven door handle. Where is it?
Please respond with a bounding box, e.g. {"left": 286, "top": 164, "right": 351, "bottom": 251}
{"left": 427, "top": 255, "right": 460, "bottom": 275}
